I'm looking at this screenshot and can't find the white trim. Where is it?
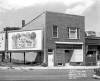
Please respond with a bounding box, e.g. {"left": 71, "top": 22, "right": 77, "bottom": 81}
{"left": 57, "top": 27, "right": 58, "bottom": 38}
{"left": 78, "top": 28, "right": 80, "bottom": 39}
{"left": 55, "top": 41, "right": 83, "bottom": 44}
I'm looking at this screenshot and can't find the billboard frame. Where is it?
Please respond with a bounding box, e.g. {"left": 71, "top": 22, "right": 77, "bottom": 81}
{"left": 0, "top": 31, "right": 6, "bottom": 52}
{"left": 7, "top": 29, "right": 43, "bottom": 52}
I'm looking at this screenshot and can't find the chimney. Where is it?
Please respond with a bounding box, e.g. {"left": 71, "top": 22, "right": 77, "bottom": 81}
{"left": 22, "top": 20, "right": 25, "bottom": 27}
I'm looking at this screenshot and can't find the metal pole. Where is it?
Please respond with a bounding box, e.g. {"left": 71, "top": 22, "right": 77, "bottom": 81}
{"left": 40, "top": 52, "right": 41, "bottom": 63}
{"left": 2, "top": 53, "right": 4, "bottom": 62}
{"left": 10, "top": 52, "right": 11, "bottom": 62}
{"left": 24, "top": 52, "right": 25, "bottom": 64}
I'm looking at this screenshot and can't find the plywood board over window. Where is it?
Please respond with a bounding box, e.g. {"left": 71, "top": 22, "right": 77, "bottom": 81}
{"left": 70, "top": 50, "right": 83, "bottom": 62}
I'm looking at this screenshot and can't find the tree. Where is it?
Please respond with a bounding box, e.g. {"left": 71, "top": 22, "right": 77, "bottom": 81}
{"left": 3, "top": 27, "right": 21, "bottom": 61}
{"left": 3, "top": 27, "right": 21, "bottom": 31}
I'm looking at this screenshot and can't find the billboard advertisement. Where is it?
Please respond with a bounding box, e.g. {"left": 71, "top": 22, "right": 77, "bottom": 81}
{"left": 8, "top": 30, "right": 42, "bottom": 51}
{"left": 0, "top": 33, "right": 5, "bottom": 51}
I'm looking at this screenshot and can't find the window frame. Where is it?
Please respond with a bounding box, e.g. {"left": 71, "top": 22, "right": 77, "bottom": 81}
{"left": 52, "top": 26, "right": 58, "bottom": 38}
{"left": 69, "top": 28, "right": 77, "bottom": 39}
{"left": 77, "top": 28, "right": 80, "bottom": 39}
{"left": 68, "top": 27, "right": 80, "bottom": 39}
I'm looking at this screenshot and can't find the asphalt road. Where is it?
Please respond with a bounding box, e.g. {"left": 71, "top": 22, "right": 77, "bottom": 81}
{"left": 0, "top": 68, "right": 99, "bottom": 81}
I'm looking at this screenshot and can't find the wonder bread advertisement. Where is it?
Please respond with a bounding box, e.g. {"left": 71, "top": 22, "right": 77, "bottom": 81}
{"left": 0, "top": 33, "right": 5, "bottom": 51}
{"left": 8, "top": 30, "right": 42, "bottom": 51}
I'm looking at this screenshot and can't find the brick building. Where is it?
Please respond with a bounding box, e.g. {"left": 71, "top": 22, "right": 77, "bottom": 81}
{"left": 21, "top": 11, "right": 85, "bottom": 66}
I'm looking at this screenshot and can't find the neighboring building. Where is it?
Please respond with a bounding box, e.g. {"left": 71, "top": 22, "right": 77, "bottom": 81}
{"left": 85, "top": 36, "right": 100, "bottom": 66}
{"left": 21, "top": 11, "right": 85, "bottom": 66}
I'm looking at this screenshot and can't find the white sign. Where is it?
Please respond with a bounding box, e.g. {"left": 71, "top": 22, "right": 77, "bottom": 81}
{"left": 8, "top": 30, "right": 42, "bottom": 51}
{"left": 0, "top": 33, "right": 5, "bottom": 51}
{"left": 86, "top": 31, "right": 100, "bottom": 37}
{"left": 96, "top": 32, "right": 100, "bottom": 37}
{"left": 86, "top": 31, "right": 96, "bottom": 36}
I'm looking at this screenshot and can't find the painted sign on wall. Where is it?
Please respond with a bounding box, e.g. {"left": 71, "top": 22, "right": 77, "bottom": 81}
{"left": 8, "top": 30, "right": 42, "bottom": 51}
{"left": 0, "top": 33, "right": 5, "bottom": 51}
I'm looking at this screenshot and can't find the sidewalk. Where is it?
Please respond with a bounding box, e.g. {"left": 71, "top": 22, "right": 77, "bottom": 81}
{"left": 0, "top": 65, "right": 100, "bottom": 70}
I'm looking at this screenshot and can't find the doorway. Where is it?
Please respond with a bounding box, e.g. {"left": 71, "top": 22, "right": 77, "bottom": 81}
{"left": 97, "top": 47, "right": 100, "bottom": 65}
{"left": 48, "top": 49, "right": 54, "bottom": 67}
{"left": 65, "top": 50, "right": 72, "bottom": 66}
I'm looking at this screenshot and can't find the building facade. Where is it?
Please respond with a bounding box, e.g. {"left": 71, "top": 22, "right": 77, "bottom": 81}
{"left": 85, "top": 36, "right": 100, "bottom": 66}
{"left": 21, "top": 11, "right": 85, "bottom": 66}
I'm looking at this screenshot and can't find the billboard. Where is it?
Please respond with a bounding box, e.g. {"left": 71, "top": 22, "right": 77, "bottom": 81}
{"left": 0, "top": 33, "right": 5, "bottom": 51}
{"left": 86, "top": 31, "right": 100, "bottom": 37}
{"left": 8, "top": 30, "right": 42, "bottom": 51}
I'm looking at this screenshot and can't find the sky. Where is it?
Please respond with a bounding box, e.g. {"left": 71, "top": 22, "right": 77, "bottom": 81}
{"left": 0, "top": 0, "right": 100, "bottom": 32}
{"left": 0, "top": 0, "right": 100, "bottom": 61}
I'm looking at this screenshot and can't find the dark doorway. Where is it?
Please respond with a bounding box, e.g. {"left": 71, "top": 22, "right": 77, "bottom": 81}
{"left": 65, "top": 50, "right": 72, "bottom": 63}
{"left": 97, "top": 47, "right": 100, "bottom": 61}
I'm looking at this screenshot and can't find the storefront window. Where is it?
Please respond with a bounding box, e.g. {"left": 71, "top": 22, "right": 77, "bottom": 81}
{"left": 56, "top": 44, "right": 82, "bottom": 49}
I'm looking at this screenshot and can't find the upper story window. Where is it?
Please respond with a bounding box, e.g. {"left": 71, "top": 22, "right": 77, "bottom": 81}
{"left": 53, "top": 26, "right": 58, "bottom": 38}
{"left": 68, "top": 27, "right": 80, "bottom": 39}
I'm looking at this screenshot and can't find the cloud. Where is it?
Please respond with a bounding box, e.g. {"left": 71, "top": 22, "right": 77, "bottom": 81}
{"left": 66, "top": 5, "right": 85, "bottom": 15}
{"left": 0, "top": 21, "right": 3, "bottom": 25}
{"left": 0, "top": 0, "right": 62, "bottom": 10}
{"left": 0, "top": 0, "right": 96, "bottom": 15}
{"left": 0, "top": 8, "right": 4, "bottom": 12}
{"left": 65, "top": 0, "right": 95, "bottom": 15}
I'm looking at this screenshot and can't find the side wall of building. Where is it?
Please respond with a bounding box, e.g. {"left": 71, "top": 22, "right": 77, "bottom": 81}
{"left": 21, "top": 12, "right": 46, "bottom": 30}
{"left": 21, "top": 12, "right": 46, "bottom": 63}
{"left": 85, "top": 38, "right": 100, "bottom": 66}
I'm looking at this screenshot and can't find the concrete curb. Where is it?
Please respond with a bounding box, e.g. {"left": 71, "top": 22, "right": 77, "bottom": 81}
{"left": 0, "top": 66, "right": 100, "bottom": 70}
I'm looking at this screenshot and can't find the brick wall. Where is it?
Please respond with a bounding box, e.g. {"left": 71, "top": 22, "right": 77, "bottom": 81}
{"left": 45, "top": 11, "right": 85, "bottom": 65}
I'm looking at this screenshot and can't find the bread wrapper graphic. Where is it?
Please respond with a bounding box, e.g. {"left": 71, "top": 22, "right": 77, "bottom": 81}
{"left": 12, "top": 34, "right": 17, "bottom": 49}
{"left": 12, "top": 32, "right": 36, "bottom": 49}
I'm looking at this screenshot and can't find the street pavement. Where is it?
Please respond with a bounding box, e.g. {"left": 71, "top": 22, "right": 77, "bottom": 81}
{"left": 0, "top": 68, "right": 100, "bottom": 81}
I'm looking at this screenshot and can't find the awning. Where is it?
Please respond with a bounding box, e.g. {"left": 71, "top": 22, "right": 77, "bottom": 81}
{"left": 55, "top": 41, "right": 83, "bottom": 44}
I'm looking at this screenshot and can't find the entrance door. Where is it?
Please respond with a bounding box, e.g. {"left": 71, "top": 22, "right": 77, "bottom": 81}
{"left": 65, "top": 50, "right": 69, "bottom": 63}
{"left": 48, "top": 49, "right": 54, "bottom": 67}
{"left": 65, "top": 50, "right": 72, "bottom": 66}
{"left": 48, "top": 54, "right": 53, "bottom": 67}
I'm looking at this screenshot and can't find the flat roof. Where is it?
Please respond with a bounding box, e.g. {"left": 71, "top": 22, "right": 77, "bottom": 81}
{"left": 85, "top": 36, "right": 100, "bottom": 39}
